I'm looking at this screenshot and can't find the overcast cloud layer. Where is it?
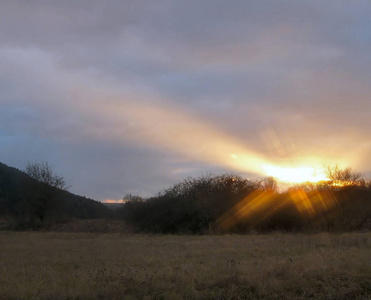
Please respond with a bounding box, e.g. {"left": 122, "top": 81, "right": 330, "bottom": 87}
{"left": 1, "top": 1, "right": 370, "bottom": 201}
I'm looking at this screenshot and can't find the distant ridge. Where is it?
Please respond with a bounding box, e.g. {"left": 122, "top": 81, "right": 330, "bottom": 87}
{"left": 0, "top": 162, "right": 111, "bottom": 229}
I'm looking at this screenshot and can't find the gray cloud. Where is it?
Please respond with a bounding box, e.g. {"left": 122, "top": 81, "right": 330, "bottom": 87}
{"left": 0, "top": 1, "right": 370, "bottom": 200}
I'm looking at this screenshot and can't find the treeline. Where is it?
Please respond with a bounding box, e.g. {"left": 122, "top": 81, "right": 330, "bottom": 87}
{"left": 118, "top": 172, "right": 371, "bottom": 234}
{"left": 0, "top": 162, "right": 111, "bottom": 229}
{"left": 2, "top": 160, "right": 371, "bottom": 233}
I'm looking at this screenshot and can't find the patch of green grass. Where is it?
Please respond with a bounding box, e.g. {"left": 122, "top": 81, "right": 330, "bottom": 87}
{"left": 0, "top": 232, "right": 370, "bottom": 299}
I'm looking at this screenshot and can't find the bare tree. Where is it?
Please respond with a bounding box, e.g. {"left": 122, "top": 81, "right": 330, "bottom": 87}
{"left": 325, "top": 164, "right": 362, "bottom": 186}
{"left": 25, "top": 161, "right": 68, "bottom": 191}
{"left": 24, "top": 161, "right": 69, "bottom": 227}
{"left": 123, "top": 194, "right": 144, "bottom": 202}
{"left": 260, "top": 177, "right": 278, "bottom": 192}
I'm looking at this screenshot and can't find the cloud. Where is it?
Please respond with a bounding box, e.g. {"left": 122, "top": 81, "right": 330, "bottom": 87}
{"left": 0, "top": 1, "right": 370, "bottom": 199}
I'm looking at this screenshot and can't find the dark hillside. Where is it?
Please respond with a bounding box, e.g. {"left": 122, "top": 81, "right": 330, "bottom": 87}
{"left": 0, "top": 162, "right": 111, "bottom": 229}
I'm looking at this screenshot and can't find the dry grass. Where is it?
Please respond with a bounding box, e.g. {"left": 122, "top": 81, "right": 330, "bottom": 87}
{"left": 0, "top": 232, "right": 370, "bottom": 299}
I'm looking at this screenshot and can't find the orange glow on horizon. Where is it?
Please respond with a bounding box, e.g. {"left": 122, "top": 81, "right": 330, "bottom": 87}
{"left": 101, "top": 199, "right": 126, "bottom": 204}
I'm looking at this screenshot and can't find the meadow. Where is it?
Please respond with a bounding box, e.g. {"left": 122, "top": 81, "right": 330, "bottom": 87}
{"left": 0, "top": 231, "right": 370, "bottom": 300}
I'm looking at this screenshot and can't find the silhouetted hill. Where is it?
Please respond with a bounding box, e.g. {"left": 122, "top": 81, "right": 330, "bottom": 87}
{"left": 0, "top": 162, "right": 111, "bottom": 229}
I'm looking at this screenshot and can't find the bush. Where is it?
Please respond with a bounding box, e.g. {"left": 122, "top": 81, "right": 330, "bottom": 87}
{"left": 121, "top": 174, "right": 260, "bottom": 233}
{"left": 121, "top": 172, "right": 371, "bottom": 234}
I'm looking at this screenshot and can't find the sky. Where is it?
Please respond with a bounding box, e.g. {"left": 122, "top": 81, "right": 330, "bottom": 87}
{"left": 1, "top": 1, "right": 370, "bottom": 202}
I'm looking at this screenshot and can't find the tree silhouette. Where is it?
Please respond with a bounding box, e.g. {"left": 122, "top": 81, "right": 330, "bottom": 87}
{"left": 25, "top": 161, "right": 68, "bottom": 190}
{"left": 24, "top": 161, "right": 69, "bottom": 228}
{"left": 325, "top": 164, "right": 362, "bottom": 186}
{"left": 260, "top": 176, "right": 278, "bottom": 192}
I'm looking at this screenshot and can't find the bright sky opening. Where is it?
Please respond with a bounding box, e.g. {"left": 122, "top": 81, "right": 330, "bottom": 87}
{"left": 262, "top": 165, "right": 329, "bottom": 183}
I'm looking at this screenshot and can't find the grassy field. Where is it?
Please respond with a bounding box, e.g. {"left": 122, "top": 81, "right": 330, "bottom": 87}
{"left": 0, "top": 232, "right": 370, "bottom": 300}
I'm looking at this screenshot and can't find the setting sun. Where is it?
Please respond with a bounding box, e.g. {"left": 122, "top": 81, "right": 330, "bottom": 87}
{"left": 229, "top": 152, "right": 331, "bottom": 184}
{"left": 262, "top": 165, "right": 329, "bottom": 183}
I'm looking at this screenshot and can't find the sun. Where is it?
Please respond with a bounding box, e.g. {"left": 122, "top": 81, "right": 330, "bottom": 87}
{"left": 228, "top": 152, "right": 330, "bottom": 184}
{"left": 262, "top": 165, "right": 328, "bottom": 183}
